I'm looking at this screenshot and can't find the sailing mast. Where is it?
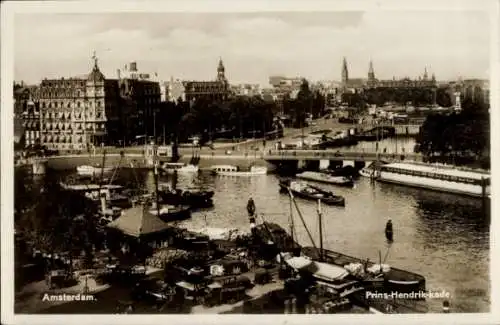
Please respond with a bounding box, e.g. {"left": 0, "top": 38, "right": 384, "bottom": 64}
{"left": 153, "top": 144, "right": 161, "bottom": 218}
{"left": 289, "top": 194, "right": 295, "bottom": 249}
{"left": 96, "top": 150, "right": 107, "bottom": 214}
{"left": 317, "top": 199, "right": 324, "bottom": 262}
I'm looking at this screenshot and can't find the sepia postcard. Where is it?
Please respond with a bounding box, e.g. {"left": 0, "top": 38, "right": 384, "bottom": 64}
{"left": 1, "top": 0, "right": 499, "bottom": 324}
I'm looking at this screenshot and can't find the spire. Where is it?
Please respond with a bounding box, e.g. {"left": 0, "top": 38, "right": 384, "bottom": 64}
{"left": 341, "top": 57, "right": 349, "bottom": 85}
{"left": 368, "top": 60, "right": 375, "bottom": 80}
{"left": 217, "top": 57, "right": 226, "bottom": 82}
{"left": 218, "top": 57, "right": 224, "bottom": 71}
{"left": 423, "top": 67, "right": 428, "bottom": 80}
{"left": 92, "top": 50, "right": 98, "bottom": 70}
{"left": 87, "top": 50, "right": 105, "bottom": 81}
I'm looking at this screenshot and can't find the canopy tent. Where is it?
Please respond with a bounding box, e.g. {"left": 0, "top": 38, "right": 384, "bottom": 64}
{"left": 107, "top": 205, "right": 172, "bottom": 238}
{"left": 285, "top": 256, "right": 349, "bottom": 282}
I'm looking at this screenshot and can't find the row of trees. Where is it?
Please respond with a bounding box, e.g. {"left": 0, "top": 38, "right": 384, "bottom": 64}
{"left": 153, "top": 95, "right": 280, "bottom": 146}
{"left": 15, "top": 172, "right": 102, "bottom": 268}
{"left": 153, "top": 79, "right": 326, "bottom": 147}
{"left": 282, "top": 79, "right": 327, "bottom": 128}
{"left": 414, "top": 95, "right": 490, "bottom": 168}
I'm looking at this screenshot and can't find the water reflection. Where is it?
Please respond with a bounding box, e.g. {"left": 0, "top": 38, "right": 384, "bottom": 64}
{"left": 14, "top": 166, "right": 490, "bottom": 313}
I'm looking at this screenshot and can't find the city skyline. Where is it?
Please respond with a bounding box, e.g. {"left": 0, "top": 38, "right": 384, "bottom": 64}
{"left": 14, "top": 11, "right": 490, "bottom": 86}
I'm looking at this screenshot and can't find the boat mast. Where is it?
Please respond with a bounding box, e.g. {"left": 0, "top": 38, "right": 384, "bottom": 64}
{"left": 99, "top": 150, "right": 106, "bottom": 187}
{"left": 153, "top": 143, "right": 160, "bottom": 218}
{"left": 317, "top": 199, "right": 324, "bottom": 262}
{"left": 97, "top": 150, "right": 107, "bottom": 213}
{"left": 289, "top": 193, "right": 295, "bottom": 249}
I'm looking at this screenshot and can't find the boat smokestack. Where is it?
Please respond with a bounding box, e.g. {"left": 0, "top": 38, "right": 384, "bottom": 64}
{"left": 100, "top": 192, "right": 107, "bottom": 214}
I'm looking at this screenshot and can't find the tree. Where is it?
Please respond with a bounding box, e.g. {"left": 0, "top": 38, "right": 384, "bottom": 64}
{"left": 436, "top": 88, "right": 453, "bottom": 107}
{"left": 415, "top": 93, "right": 490, "bottom": 167}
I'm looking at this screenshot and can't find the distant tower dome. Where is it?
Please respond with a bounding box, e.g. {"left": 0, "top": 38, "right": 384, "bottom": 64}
{"left": 87, "top": 52, "right": 105, "bottom": 81}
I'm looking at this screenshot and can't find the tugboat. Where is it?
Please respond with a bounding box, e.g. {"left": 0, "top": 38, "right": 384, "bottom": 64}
{"left": 279, "top": 179, "right": 345, "bottom": 207}
{"left": 157, "top": 184, "right": 214, "bottom": 209}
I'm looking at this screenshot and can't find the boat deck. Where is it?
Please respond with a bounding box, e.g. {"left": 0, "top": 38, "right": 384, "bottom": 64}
{"left": 301, "top": 247, "right": 425, "bottom": 286}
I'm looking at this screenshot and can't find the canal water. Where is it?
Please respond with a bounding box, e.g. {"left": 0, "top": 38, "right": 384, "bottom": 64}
{"left": 15, "top": 136, "right": 489, "bottom": 314}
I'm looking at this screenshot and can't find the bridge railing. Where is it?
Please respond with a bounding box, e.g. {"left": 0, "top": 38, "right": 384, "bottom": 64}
{"left": 263, "top": 149, "right": 422, "bottom": 161}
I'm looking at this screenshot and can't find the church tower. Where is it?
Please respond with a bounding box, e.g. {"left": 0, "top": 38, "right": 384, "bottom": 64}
{"left": 368, "top": 60, "right": 375, "bottom": 81}
{"left": 341, "top": 57, "right": 349, "bottom": 86}
{"left": 423, "top": 67, "right": 428, "bottom": 81}
{"left": 217, "top": 57, "right": 227, "bottom": 83}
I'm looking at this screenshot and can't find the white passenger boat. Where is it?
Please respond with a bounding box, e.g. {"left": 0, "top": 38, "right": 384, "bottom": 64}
{"left": 212, "top": 165, "right": 268, "bottom": 176}
{"left": 296, "top": 171, "right": 354, "bottom": 187}
{"left": 76, "top": 165, "right": 114, "bottom": 176}
{"left": 162, "top": 162, "right": 199, "bottom": 174}
{"left": 376, "top": 162, "right": 490, "bottom": 197}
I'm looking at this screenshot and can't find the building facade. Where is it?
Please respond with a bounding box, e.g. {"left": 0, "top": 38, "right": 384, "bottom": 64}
{"left": 15, "top": 83, "right": 41, "bottom": 147}
{"left": 340, "top": 58, "right": 437, "bottom": 90}
{"left": 161, "top": 77, "right": 186, "bottom": 103}
{"left": 38, "top": 58, "right": 117, "bottom": 151}
{"left": 117, "top": 74, "right": 161, "bottom": 143}
{"left": 230, "top": 83, "right": 261, "bottom": 97}
{"left": 35, "top": 57, "right": 161, "bottom": 151}
{"left": 183, "top": 58, "right": 230, "bottom": 102}
{"left": 366, "top": 61, "right": 437, "bottom": 89}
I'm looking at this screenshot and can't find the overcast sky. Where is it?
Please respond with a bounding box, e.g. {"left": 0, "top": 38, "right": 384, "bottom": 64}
{"left": 14, "top": 11, "right": 490, "bottom": 86}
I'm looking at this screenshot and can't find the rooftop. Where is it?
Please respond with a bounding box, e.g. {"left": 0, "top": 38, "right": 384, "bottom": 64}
{"left": 107, "top": 204, "right": 172, "bottom": 237}
{"left": 384, "top": 162, "right": 490, "bottom": 180}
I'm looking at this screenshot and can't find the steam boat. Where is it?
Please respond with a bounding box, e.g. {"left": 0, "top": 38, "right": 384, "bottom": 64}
{"left": 376, "top": 162, "right": 490, "bottom": 197}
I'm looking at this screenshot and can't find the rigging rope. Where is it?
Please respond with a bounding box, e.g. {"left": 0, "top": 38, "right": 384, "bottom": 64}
{"left": 108, "top": 154, "right": 123, "bottom": 186}
{"left": 289, "top": 189, "right": 318, "bottom": 251}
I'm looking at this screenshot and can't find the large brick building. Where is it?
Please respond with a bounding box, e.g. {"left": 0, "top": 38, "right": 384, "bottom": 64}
{"left": 183, "top": 58, "right": 230, "bottom": 102}
{"left": 31, "top": 56, "right": 160, "bottom": 151}
{"left": 340, "top": 57, "right": 437, "bottom": 90}
{"left": 37, "top": 56, "right": 119, "bottom": 151}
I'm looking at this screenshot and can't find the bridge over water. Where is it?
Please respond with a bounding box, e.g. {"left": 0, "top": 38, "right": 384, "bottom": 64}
{"left": 263, "top": 149, "right": 423, "bottom": 162}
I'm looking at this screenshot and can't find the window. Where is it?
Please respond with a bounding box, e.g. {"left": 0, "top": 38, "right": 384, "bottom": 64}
{"left": 77, "top": 102, "right": 81, "bottom": 108}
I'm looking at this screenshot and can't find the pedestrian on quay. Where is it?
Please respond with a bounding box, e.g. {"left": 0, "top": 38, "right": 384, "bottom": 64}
{"left": 385, "top": 219, "right": 394, "bottom": 242}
